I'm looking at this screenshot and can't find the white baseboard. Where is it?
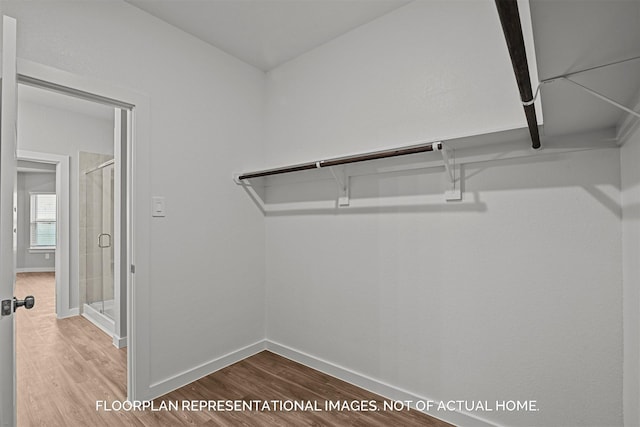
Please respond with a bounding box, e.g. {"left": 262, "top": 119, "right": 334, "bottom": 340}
{"left": 82, "top": 303, "right": 115, "bottom": 338}
{"left": 147, "top": 340, "right": 266, "bottom": 400}
{"left": 57, "top": 307, "right": 78, "bottom": 319}
{"left": 113, "top": 334, "right": 127, "bottom": 348}
{"left": 16, "top": 267, "right": 55, "bottom": 273}
{"left": 138, "top": 339, "right": 501, "bottom": 427}
{"left": 265, "top": 340, "right": 500, "bottom": 427}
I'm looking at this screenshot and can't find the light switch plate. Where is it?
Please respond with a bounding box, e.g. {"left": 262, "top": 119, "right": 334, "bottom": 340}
{"left": 152, "top": 196, "right": 166, "bottom": 217}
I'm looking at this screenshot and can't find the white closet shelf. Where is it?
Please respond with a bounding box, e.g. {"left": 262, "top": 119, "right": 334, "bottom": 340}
{"left": 234, "top": 141, "right": 461, "bottom": 207}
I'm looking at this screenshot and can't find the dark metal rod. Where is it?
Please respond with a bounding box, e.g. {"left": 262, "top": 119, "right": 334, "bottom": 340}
{"left": 495, "top": 0, "right": 541, "bottom": 149}
{"left": 237, "top": 142, "right": 440, "bottom": 180}
{"left": 321, "top": 143, "right": 438, "bottom": 168}
{"left": 239, "top": 162, "right": 320, "bottom": 180}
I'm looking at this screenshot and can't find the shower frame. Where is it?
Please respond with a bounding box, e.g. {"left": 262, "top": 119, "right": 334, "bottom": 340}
{"left": 83, "top": 158, "right": 116, "bottom": 338}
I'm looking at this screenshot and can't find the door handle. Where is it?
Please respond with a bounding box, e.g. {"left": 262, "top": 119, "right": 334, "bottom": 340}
{"left": 98, "top": 233, "right": 112, "bottom": 248}
{"left": 14, "top": 295, "right": 35, "bottom": 312}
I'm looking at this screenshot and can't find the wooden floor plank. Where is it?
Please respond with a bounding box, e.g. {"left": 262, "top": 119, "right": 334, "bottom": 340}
{"left": 16, "top": 272, "right": 452, "bottom": 426}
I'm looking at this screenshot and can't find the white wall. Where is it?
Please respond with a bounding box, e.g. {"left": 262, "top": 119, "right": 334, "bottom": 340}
{"left": 621, "top": 122, "right": 640, "bottom": 427}
{"left": 4, "top": 0, "right": 266, "bottom": 397}
{"left": 264, "top": 1, "right": 623, "bottom": 426}
{"left": 16, "top": 171, "right": 56, "bottom": 271}
{"left": 17, "top": 100, "right": 113, "bottom": 308}
{"left": 265, "top": 0, "right": 529, "bottom": 168}
{"left": 265, "top": 148, "right": 623, "bottom": 426}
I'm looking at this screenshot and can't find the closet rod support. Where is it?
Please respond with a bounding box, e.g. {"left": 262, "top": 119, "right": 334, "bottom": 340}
{"left": 435, "top": 143, "right": 462, "bottom": 201}
{"left": 541, "top": 54, "right": 640, "bottom": 83}
{"left": 328, "top": 166, "right": 350, "bottom": 207}
{"left": 437, "top": 143, "right": 455, "bottom": 184}
{"left": 233, "top": 173, "right": 246, "bottom": 185}
{"left": 559, "top": 77, "right": 640, "bottom": 119}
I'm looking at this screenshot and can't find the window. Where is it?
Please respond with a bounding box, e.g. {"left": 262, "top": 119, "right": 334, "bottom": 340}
{"left": 30, "top": 193, "right": 57, "bottom": 249}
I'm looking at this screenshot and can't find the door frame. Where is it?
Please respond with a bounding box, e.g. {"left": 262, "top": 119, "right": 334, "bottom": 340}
{"left": 15, "top": 150, "right": 71, "bottom": 318}
{"left": 15, "top": 57, "right": 151, "bottom": 402}
{"left": 0, "top": 15, "right": 19, "bottom": 427}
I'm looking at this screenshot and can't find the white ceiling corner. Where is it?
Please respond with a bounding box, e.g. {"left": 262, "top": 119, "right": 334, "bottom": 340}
{"left": 530, "top": 0, "right": 640, "bottom": 136}
{"left": 124, "top": 0, "right": 412, "bottom": 71}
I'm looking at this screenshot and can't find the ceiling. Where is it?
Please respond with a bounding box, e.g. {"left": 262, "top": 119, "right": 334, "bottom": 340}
{"left": 17, "top": 1, "right": 640, "bottom": 143}
{"left": 124, "top": 0, "right": 411, "bottom": 71}
{"left": 530, "top": 0, "right": 640, "bottom": 137}
{"left": 125, "top": 0, "right": 640, "bottom": 140}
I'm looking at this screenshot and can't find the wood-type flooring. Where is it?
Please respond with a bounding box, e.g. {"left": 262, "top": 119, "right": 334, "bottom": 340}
{"left": 15, "top": 272, "right": 451, "bottom": 426}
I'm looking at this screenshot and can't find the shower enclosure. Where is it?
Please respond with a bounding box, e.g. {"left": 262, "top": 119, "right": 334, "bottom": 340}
{"left": 82, "top": 159, "right": 115, "bottom": 336}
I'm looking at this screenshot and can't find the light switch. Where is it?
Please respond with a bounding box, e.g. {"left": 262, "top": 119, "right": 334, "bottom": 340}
{"left": 152, "top": 196, "right": 166, "bottom": 217}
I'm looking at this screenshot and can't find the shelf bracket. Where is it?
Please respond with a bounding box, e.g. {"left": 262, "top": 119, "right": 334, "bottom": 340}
{"left": 328, "top": 166, "right": 350, "bottom": 207}
{"left": 233, "top": 173, "right": 267, "bottom": 213}
{"left": 561, "top": 77, "right": 640, "bottom": 119}
{"left": 434, "top": 143, "right": 462, "bottom": 201}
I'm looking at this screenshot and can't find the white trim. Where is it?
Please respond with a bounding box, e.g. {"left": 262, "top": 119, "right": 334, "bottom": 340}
{"left": 1, "top": 17, "right": 19, "bottom": 427}
{"left": 113, "top": 334, "right": 127, "bottom": 349}
{"left": 57, "top": 307, "right": 78, "bottom": 319}
{"left": 143, "top": 338, "right": 500, "bottom": 427}
{"left": 18, "top": 168, "right": 56, "bottom": 174}
{"left": 15, "top": 267, "right": 54, "bottom": 273}
{"left": 27, "top": 248, "right": 55, "bottom": 253}
{"left": 16, "top": 150, "right": 71, "bottom": 319}
{"left": 16, "top": 57, "right": 150, "bottom": 402}
{"left": 113, "top": 109, "right": 127, "bottom": 355}
{"left": 265, "top": 340, "right": 502, "bottom": 427}
{"left": 146, "top": 341, "right": 266, "bottom": 401}
{"left": 16, "top": 167, "right": 55, "bottom": 174}
{"left": 82, "top": 303, "right": 114, "bottom": 338}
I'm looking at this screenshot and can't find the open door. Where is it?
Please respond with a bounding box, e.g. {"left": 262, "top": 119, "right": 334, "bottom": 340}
{"left": 0, "top": 15, "right": 20, "bottom": 427}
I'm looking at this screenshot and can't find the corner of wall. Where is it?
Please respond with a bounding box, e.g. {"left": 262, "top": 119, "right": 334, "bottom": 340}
{"left": 264, "top": 340, "right": 502, "bottom": 427}
{"left": 146, "top": 341, "right": 267, "bottom": 401}
{"left": 621, "top": 122, "right": 640, "bottom": 427}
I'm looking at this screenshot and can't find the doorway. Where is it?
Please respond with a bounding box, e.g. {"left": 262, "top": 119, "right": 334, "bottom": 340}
{"left": 15, "top": 150, "right": 70, "bottom": 318}
{"left": 13, "top": 79, "right": 134, "bottom": 419}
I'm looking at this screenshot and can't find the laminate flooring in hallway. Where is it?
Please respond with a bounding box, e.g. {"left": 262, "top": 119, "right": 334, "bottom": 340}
{"left": 15, "top": 272, "right": 451, "bottom": 426}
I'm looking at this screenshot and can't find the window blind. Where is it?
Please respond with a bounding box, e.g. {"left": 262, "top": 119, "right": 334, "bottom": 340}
{"left": 30, "top": 193, "right": 57, "bottom": 248}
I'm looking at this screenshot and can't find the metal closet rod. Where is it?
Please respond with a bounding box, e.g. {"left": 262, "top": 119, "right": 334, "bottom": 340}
{"left": 237, "top": 142, "right": 443, "bottom": 180}
{"left": 495, "top": 0, "right": 541, "bottom": 150}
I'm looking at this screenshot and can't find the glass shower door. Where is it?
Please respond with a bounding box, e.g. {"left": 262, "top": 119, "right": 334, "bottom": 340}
{"left": 85, "top": 161, "right": 114, "bottom": 319}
